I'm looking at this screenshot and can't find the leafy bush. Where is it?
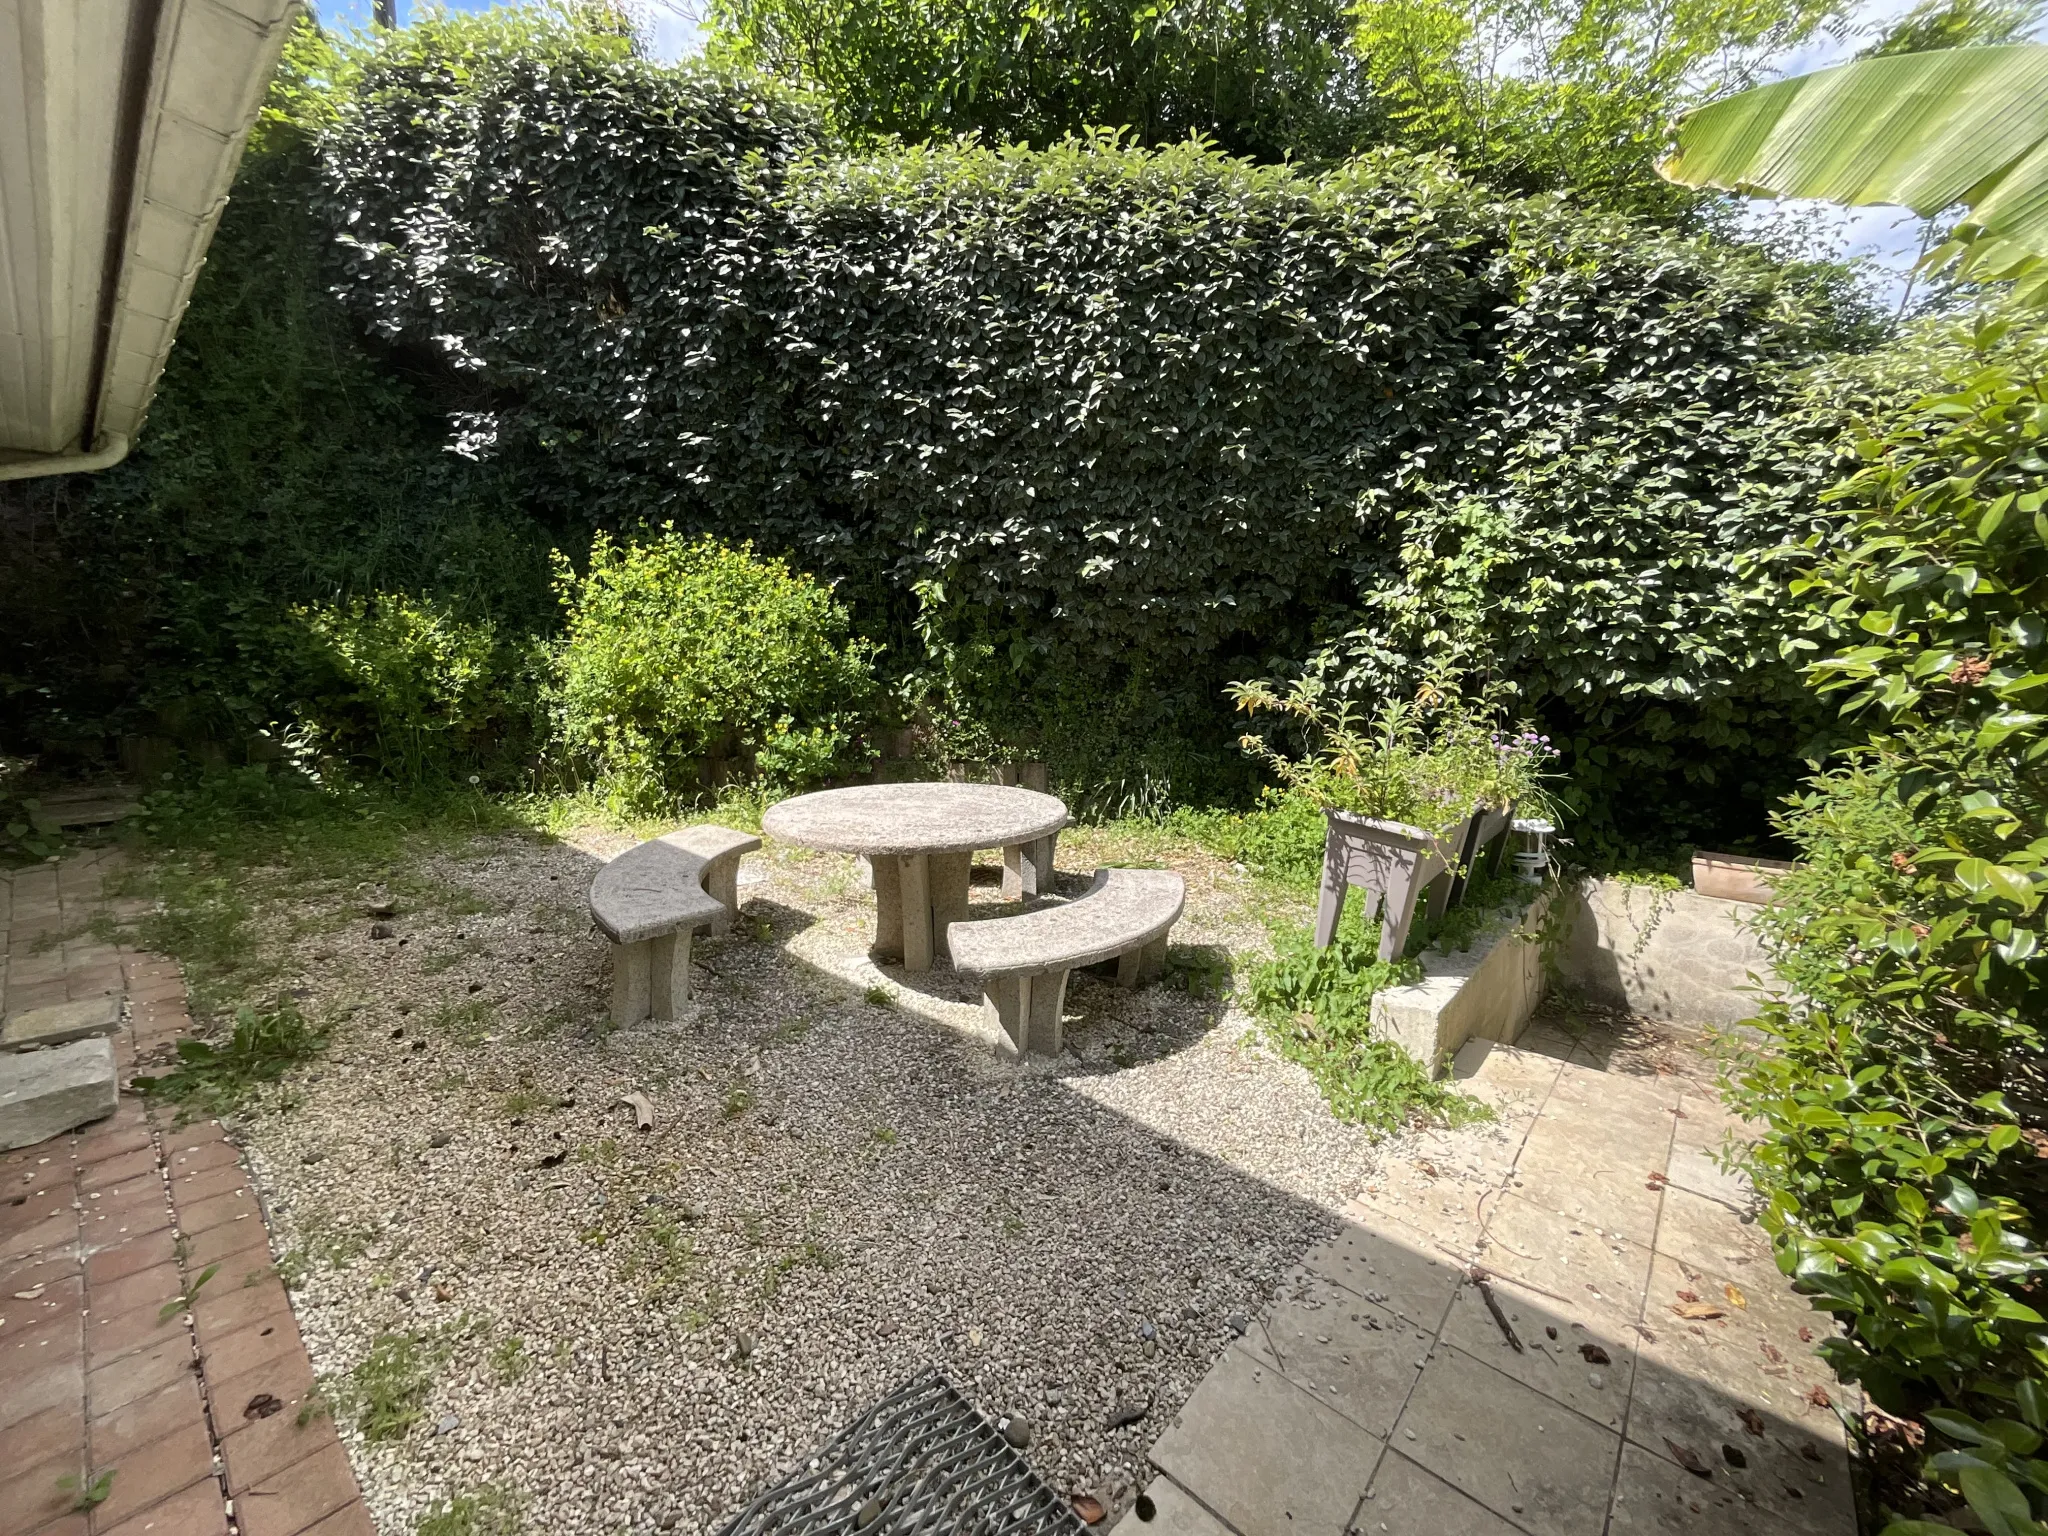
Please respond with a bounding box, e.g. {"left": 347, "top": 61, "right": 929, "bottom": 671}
{"left": 1725, "top": 312, "right": 2048, "bottom": 1531}
{"left": 274, "top": 596, "right": 539, "bottom": 784}
{"left": 310, "top": 11, "right": 1876, "bottom": 847}
{"left": 552, "top": 530, "right": 877, "bottom": 808}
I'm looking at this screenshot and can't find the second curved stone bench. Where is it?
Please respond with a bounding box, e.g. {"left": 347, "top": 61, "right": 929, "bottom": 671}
{"left": 590, "top": 825, "right": 761, "bottom": 1025}
{"left": 947, "top": 867, "right": 1185, "bottom": 1058}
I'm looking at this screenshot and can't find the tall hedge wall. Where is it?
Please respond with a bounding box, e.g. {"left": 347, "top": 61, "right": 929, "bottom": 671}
{"left": 309, "top": 16, "right": 1873, "bottom": 848}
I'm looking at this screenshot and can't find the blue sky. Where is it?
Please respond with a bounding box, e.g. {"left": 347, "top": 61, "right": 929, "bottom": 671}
{"left": 306, "top": 0, "right": 1992, "bottom": 309}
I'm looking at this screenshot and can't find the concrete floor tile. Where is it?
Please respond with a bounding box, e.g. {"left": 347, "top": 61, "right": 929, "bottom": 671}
{"left": 1302, "top": 1217, "right": 1466, "bottom": 1333}
{"left": 1436, "top": 1273, "right": 1634, "bottom": 1431}
{"left": 1358, "top": 1450, "right": 1527, "bottom": 1536}
{"left": 1347, "top": 1163, "right": 1494, "bottom": 1258}
{"left": 1238, "top": 1272, "right": 1431, "bottom": 1438}
{"left": 1393, "top": 1345, "right": 1621, "bottom": 1536}
{"left": 1607, "top": 1439, "right": 1805, "bottom": 1536}
{"left": 1665, "top": 1143, "right": 1751, "bottom": 1208}
{"left": 1150, "top": 1345, "right": 1382, "bottom": 1536}
{"left": 1111, "top": 1477, "right": 1237, "bottom": 1536}
{"left": 1472, "top": 1193, "right": 1654, "bottom": 1328}
{"left": 1506, "top": 1132, "right": 1666, "bottom": 1248}
{"left": 1654, "top": 1189, "right": 1776, "bottom": 1288}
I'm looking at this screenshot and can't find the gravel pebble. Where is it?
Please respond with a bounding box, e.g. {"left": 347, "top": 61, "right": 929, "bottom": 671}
{"left": 226, "top": 824, "right": 1413, "bottom": 1535}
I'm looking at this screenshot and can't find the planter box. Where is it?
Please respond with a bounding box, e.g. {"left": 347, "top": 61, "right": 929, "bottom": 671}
{"left": 1316, "top": 807, "right": 1477, "bottom": 962}
{"left": 1371, "top": 888, "right": 1549, "bottom": 1074}
{"left": 1447, "top": 799, "right": 1515, "bottom": 906}
{"left": 1691, "top": 852, "right": 1797, "bottom": 905}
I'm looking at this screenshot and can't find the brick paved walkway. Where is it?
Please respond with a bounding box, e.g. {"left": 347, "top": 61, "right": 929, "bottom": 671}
{"left": 1, "top": 850, "right": 370, "bottom": 1536}
{"left": 1122, "top": 1015, "right": 1856, "bottom": 1536}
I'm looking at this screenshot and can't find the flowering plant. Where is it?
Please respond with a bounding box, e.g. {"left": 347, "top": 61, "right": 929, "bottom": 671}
{"left": 1229, "top": 677, "right": 1561, "bottom": 833}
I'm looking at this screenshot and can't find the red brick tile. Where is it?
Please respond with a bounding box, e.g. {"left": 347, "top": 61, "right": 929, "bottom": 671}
{"left": 172, "top": 1192, "right": 257, "bottom": 1238}
{"left": 85, "top": 1231, "right": 177, "bottom": 1290}
{"left": 86, "top": 1337, "right": 193, "bottom": 1418}
{"left": 291, "top": 1501, "right": 374, "bottom": 1536}
{"left": 81, "top": 1422, "right": 213, "bottom": 1532}
{"left": 88, "top": 1375, "right": 206, "bottom": 1465}
{"left": 207, "top": 1352, "right": 315, "bottom": 1444}
{"left": 1, "top": 1353, "right": 83, "bottom": 1433}
{"left": 85, "top": 1301, "right": 184, "bottom": 1370}
{"left": 159, "top": 1123, "right": 224, "bottom": 1159}
{"left": 0, "top": 1399, "right": 84, "bottom": 1485}
{"left": 1, "top": 1250, "right": 84, "bottom": 1303}
{"left": 196, "top": 1315, "right": 300, "bottom": 1389}
{"left": 231, "top": 1439, "right": 357, "bottom": 1536}
{"left": 2, "top": 1194, "right": 76, "bottom": 1243}
{"left": 180, "top": 1221, "right": 269, "bottom": 1273}
{"left": 2, "top": 1310, "right": 85, "bottom": 1383}
{"left": 87, "top": 1263, "right": 183, "bottom": 1325}
{"left": 189, "top": 1279, "right": 291, "bottom": 1354}
{"left": 161, "top": 1144, "right": 235, "bottom": 1180}
{"left": 0, "top": 1448, "right": 82, "bottom": 1536}
{"left": 163, "top": 1166, "right": 244, "bottom": 1208}
{"left": 218, "top": 1405, "right": 336, "bottom": 1498}
{"left": 3, "top": 1210, "right": 81, "bottom": 1265}
{"left": 23, "top": 1514, "right": 87, "bottom": 1536}
{"left": 93, "top": 1475, "right": 227, "bottom": 1536}
{"left": 6, "top": 1158, "right": 77, "bottom": 1202}
{"left": 81, "top": 1182, "right": 168, "bottom": 1223}
{"left": 79, "top": 1151, "right": 157, "bottom": 1196}
{"left": 74, "top": 1128, "right": 153, "bottom": 1171}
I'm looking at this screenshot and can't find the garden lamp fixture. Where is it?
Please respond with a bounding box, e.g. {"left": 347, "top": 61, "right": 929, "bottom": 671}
{"left": 1511, "top": 818, "right": 1555, "bottom": 883}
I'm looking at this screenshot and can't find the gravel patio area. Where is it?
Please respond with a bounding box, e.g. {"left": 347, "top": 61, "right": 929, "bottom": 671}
{"left": 215, "top": 822, "right": 1457, "bottom": 1535}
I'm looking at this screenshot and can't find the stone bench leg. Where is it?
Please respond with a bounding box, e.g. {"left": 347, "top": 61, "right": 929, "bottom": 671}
{"left": 702, "top": 858, "right": 741, "bottom": 938}
{"left": 931, "top": 850, "right": 971, "bottom": 965}
{"left": 611, "top": 932, "right": 694, "bottom": 1025}
{"left": 650, "top": 930, "right": 694, "bottom": 1019}
{"left": 1114, "top": 935, "right": 1170, "bottom": 988}
{"left": 1001, "top": 832, "right": 1059, "bottom": 900}
{"left": 984, "top": 968, "right": 1072, "bottom": 1058}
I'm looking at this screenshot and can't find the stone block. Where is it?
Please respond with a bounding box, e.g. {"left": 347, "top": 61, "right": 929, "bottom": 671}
{"left": 3, "top": 996, "right": 123, "bottom": 1052}
{"left": 1370, "top": 891, "right": 1549, "bottom": 1074}
{"left": 0, "top": 1038, "right": 119, "bottom": 1151}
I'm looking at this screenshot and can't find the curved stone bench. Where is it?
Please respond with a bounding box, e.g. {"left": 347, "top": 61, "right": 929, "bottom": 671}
{"left": 946, "top": 867, "right": 1185, "bottom": 1058}
{"left": 590, "top": 825, "right": 762, "bottom": 1025}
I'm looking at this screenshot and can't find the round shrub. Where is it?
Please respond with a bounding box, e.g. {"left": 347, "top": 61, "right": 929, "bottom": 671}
{"left": 552, "top": 531, "right": 876, "bottom": 807}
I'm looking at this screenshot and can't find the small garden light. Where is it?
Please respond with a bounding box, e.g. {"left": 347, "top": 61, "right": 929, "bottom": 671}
{"left": 1511, "top": 817, "right": 1555, "bottom": 883}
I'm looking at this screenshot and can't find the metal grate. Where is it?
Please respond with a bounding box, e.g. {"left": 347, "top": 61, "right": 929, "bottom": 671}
{"left": 714, "top": 1367, "right": 1090, "bottom": 1536}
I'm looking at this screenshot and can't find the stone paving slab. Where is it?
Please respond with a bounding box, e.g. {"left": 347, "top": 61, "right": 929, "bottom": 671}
{"left": 0, "top": 850, "right": 370, "bottom": 1536}
{"left": 1118, "top": 1019, "right": 1856, "bottom": 1536}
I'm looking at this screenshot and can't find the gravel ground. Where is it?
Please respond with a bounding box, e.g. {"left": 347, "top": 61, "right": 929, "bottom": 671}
{"left": 220, "top": 822, "right": 1417, "bottom": 1535}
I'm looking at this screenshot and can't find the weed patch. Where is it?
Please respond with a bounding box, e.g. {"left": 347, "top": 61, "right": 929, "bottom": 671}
{"left": 416, "top": 1484, "right": 522, "bottom": 1536}
{"left": 132, "top": 999, "right": 325, "bottom": 1115}
{"left": 329, "top": 1330, "right": 445, "bottom": 1442}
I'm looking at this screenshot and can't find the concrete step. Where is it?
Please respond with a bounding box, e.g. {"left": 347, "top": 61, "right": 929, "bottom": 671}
{"left": 3, "top": 994, "right": 123, "bottom": 1051}
{"left": 0, "top": 1037, "right": 118, "bottom": 1151}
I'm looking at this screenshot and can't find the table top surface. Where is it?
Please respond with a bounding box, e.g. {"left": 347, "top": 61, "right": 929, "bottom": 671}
{"left": 761, "top": 783, "right": 1068, "bottom": 856}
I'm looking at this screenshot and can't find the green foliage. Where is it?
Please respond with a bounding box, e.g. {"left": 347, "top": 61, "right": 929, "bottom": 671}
{"left": 1230, "top": 675, "right": 1561, "bottom": 832}
{"left": 308, "top": 16, "right": 1876, "bottom": 847}
{"left": 1248, "top": 906, "right": 1490, "bottom": 1132}
{"left": 131, "top": 999, "right": 327, "bottom": 1114}
{"left": 1723, "top": 310, "right": 2048, "bottom": 1531}
{"left": 331, "top": 1331, "right": 443, "bottom": 1443}
{"left": 552, "top": 530, "right": 878, "bottom": 809}
{"left": 708, "top": 0, "right": 1371, "bottom": 160}
{"left": 275, "top": 596, "right": 541, "bottom": 784}
{"left": 416, "top": 1486, "right": 523, "bottom": 1536}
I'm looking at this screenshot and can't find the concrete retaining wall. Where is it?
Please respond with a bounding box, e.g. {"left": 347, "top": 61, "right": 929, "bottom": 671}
{"left": 1556, "top": 878, "right": 1775, "bottom": 1028}
{"left": 1371, "top": 892, "right": 1549, "bottom": 1071}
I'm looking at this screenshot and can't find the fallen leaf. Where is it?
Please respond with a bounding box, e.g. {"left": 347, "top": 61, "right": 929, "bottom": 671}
{"left": 619, "top": 1092, "right": 655, "bottom": 1133}
{"left": 1806, "top": 1385, "right": 1832, "bottom": 1409}
{"left": 1798, "top": 1326, "right": 1813, "bottom": 1343}
{"left": 1671, "top": 1301, "right": 1726, "bottom": 1321}
{"left": 1646, "top": 1171, "right": 1669, "bottom": 1190}
{"left": 1664, "top": 1438, "right": 1714, "bottom": 1479}
{"left": 1722, "top": 1444, "right": 1748, "bottom": 1469}
{"left": 1106, "top": 1395, "right": 1151, "bottom": 1429}
{"left": 1580, "top": 1344, "right": 1612, "bottom": 1365}
{"left": 244, "top": 1393, "right": 283, "bottom": 1420}
{"left": 1724, "top": 1283, "right": 1747, "bottom": 1310}
{"left": 1072, "top": 1496, "right": 1105, "bottom": 1525}
{"left": 535, "top": 1150, "right": 566, "bottom": 1169}
{"left": 433, "top": 1283, "right": 453, "bottom": 1302}
{"left": 1676, "top": 1289, "right": 1701, "bottom": 1303}
{"left": 1738, "top": 1408, "right": 1765, "bottom": 1437}
{"left": 1761, "top": 1342, "right": 1784, "bottom": 1364}
{"left": 1799, "top": 1443, "right": 1824, "bottom": 1462}
{"left": 12, "top": 1286, "right": 44, "bottom": 1300}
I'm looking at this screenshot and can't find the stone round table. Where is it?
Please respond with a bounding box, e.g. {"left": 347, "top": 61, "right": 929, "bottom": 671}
{"left": 762, "top": 783, "right": 1069, "bottom": 972}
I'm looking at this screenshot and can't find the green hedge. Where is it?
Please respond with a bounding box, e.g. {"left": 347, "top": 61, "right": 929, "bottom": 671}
{"left": 312, "top": 12, "right": 1876, "bottom": 849}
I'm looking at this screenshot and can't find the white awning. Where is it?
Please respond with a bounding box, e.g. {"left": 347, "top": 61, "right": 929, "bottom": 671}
{"left": 0, "top": 0, "right": 296, "bottom": 478}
